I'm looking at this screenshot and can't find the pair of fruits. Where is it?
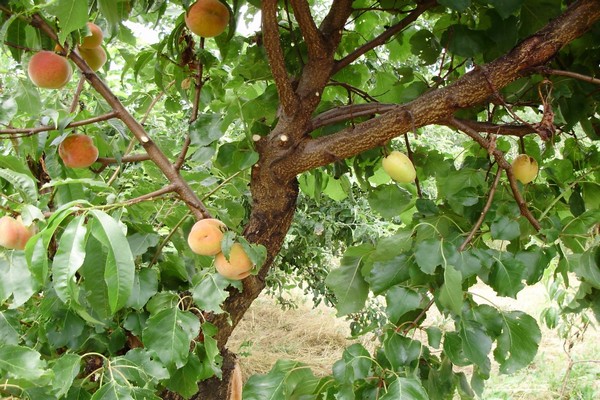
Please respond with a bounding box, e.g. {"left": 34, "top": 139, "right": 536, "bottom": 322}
{"left": 381, "top": 151, "right": 538, "bottom": 185}
{"left": 27, "top": 22, "right": 106, "bottom": 89}
{"left": 0, "top": 216, "right": 34, "bottom": 250}
{"left": 187, "top": 219, "right": 253, "bottom": 280}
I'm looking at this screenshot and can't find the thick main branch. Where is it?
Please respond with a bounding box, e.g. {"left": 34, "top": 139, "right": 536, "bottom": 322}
{"left": 282, "top": 0, "right": 600, "bottom": 178}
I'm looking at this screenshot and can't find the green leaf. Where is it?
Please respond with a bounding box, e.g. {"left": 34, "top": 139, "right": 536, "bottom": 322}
{"left": 490, "top": 215, "right": 521, "bottom": 241}
{"left": 325, "top": 244, "right": 373, "bottom": 316}
{"left": 127, "top": 233, "right": 161, "bottom": 258}
{"left": 414, "top": 238, "right": 444, "bottom": 274}
{"left": 244, "top": 360, "right": 318, "bottom": 400}
{"left": 125, "top": 268, "right": 159, "bottom": 310}
{"left": 0, "top": 310, "right": 20, "bottom": 345}
{"left": 189, "top": 113, "right": 225, "bottom": 147}
{"left": 89, "top": 210, "right": 135, "bottom": 314}
{"left": 0, "top": 344, "right": 47, "bottom": 380}
{"left": 165, "top": 353, "right": 206, "bottom": 398}
{"left": 0, "top": 168, "right": 38, "bottom": 203}
{"left": 115, "top": 348, "right": 170, "bottom": 387}
{"left": 192, "top": 273, "right": 230, "bottom": 313}
{"left": 14, "top": 79, "right": 41, "bottom": 115}
{"left": 459, "top": 319, "right": 492, "bottom": 369}
{"left": 488, "top": 254, "right": 525, "bottom": 298}
{"left": 573, "top": 247, "right": 600, "bottom": 289}
{"left": 51, "top": 354, "right": 81, "bottom": 398}
{"left": 438, "top": 265, "right": 463, "bottom": 315}
{"left": 385, "top": 286, "right": 422, "bottom": 323}
{"left": 52, "top": 215, "right": 88, "bottom": 305}
{"left": 442, "top": 24, "right": 485, "bottom": 58}
{"left": 366, "top": 253, "right": 412, "bottom": 295}
{"left": 438, "top": 0, "right": 471, "bottom": 12}
{"left": 409, "top": 29, "right": 441, "bottom": 65}
{"left": 90, "top": 381, "right": 134, "bottom": 400}
{"left": 380, "top": 377, "right": 428, "bottom": 400}
{"left": 332, "top": 344, "right": 372, "bottom": 384}
{"left": 494, "top": 311, "right": 540, "bottom": 374}
{"left": 487, "top": 0, "right": 523, "bottom": 19}
{"left": 0, "top": 252, "right": 37, "bottom": 308}
{"left": 51, "top": 0, "right": 88, "bottom": 44}
{"left": 561, "top": 210, "right": 600, "bottom": 253}
{"left": 367, "top": 184, "right": 412, "bottom": 219}
{"left": 142, "top": 307, "right": 200, "bottom": 368}
{"left": 384, "top": 333, "right": 422, "bottom": 370}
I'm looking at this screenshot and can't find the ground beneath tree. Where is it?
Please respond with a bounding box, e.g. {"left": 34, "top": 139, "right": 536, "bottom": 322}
{"left": 229, "top": 281, "right": 600, "bottom": 398}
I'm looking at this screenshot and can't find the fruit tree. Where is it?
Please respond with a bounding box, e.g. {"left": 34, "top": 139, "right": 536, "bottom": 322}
{"left": 1, "top": 0, "right": 599, "bottom": 399}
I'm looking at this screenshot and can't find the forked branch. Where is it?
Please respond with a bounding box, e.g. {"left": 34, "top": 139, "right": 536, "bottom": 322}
{"left": 290, "top": 0, "right": 326, "bottom": 59}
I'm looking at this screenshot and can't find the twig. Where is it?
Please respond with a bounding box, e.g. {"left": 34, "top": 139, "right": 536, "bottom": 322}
{"left": 123, "top": 184, "right": 177, "bottom": 207}
{"left": 449, "top": 117, "right": 542, "bottom": 232}
{"left": 403, "top": 132, "right": 422, "bottom": 198}
{"left": 96, "top": 153, "right": 152, "bottom": 165}
{"left": 332, "top": 0, "right": 436, "bottom": 74}
{"left": 0, "top": 112, "right": 118, "bottom": 136}
{"left": 533, "top": 66, "right": 600, "bottom": 85}
{"left": 69, "top": 75, "right": 86, "bottom": 113}
{"left": 459, "top": 166, "right": 502, "bottom": 251}
{"left": 141, "top": 80, "right": 176, "bottom": 125}
{"left": 190, "top": 38, "right": 205, "bottom": 124}
{"left": 174, "top": 136, "right": 191, "bottom": 170}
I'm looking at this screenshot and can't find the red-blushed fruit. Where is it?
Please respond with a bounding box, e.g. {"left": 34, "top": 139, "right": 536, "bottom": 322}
{"left": 214, "top": 243, "right": 253, "bottom": 280}
{"left": 27, "top": 51, "right": 73, "bottom": 89}
{"left": 80, "top": 22, "right": 104, "bottom": 49}
{"left": 512, "top": 154, "right": 539, "bottom": 184}
{"left": 58, "top": 134, "right": 99, "bottom": 168}
{"left": 0, "top": 216, "right": 33, "bottom": 250}
{"left": 185, "top": 0, "right": 230, "bottom": 38}
{"left": 78, "top": 46, "right": 107, "bottom": 71}
{"left": 187, "top": 218, "right": 227, "bottom": 256}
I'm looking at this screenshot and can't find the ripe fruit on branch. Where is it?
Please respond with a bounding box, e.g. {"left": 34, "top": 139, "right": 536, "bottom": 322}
{"left": 78, "top": 46, "right": 107, "bottom": 71}
{"left": 58, "top": 134, "right": 99, "bottom": 168}
{"left": 27, "top": 51, "right": 72, "bottom": 89}
{"left": 382, "top": 150, "right": 416, "bottom": 183}
{"left": 214, "top": 243, "right": 253, "bottom": 280}
{"left": 188, "top": 218, "right": 227, "bottom": 256}
{"left": 0, "top": 216, "right": 34, "bottom": 250}
{"left": 512, "top": 154, "right": 539, "bottom": 184}
{"left": 185, "top": 0, "right": 230, "bottom": 38}
{"left": 80, "top": 22, "right": 104, "bottom": 49}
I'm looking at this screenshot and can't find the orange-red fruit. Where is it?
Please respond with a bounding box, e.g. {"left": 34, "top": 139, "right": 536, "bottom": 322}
{"left": 0, "top": 216, "right": 33, "bottom": 250}
{"left": 185, "top": 0, "right": 230, "bottom": 38}
{"left": 78, "top": 46, "right": 107, "bottom": 71}
{"left": 27, "top": 51, "right": 73, "bottom": 89}
{"left": 214, "top": 243, "right": 253, "bottom": 280}
{"left": 187, "top": 218, "right": 227, "bottom": 256}
{"left": 80, "top": 22, "right": 104, "bottom": 49}
{"left": 58, "top": 134, "right": 99, "bottom": 168}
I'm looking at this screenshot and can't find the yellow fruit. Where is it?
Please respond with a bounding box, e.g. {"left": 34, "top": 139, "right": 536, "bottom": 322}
{"left": 382, "top": 150, "right": 416, "bottom": 183}
{"left": 78, "top": 46, "right": 107, "bottom": 71}
{"left": 185, "top": 0, "right": 230, "bottom": 38}
{"left": 214, "top": 243, "right": 253, "bottom": 280}
{"left": 512, "top": 154, "right": 538, "bottom": 184}
{"left": 187, "top": 218, "right": 227, "bottom": 256}
{"left": 80, "top": 22, "right": 104, "bottom": 49}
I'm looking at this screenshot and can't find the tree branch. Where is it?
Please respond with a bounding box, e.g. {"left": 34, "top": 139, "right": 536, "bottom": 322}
{"left": 309, "top": 103, "right": 397, "bottom": 131}
{"left": 96, "top": 154, "right": 152, "bottom": 165}
{"left": 290, "top": 0, "right": 326, "bottom": 59}
{"left": 0, "top": 112, "right": 119, "bottom": 136}
{"left": 262, "top": 0, "right": 298, "bottom": 116}
{"left": 332, "top": 0, "right": 436, "bottom": 75}
{"left": 283, "top": 0, "right": 600, "bottom": 178}
{"left": 449, "top": 119, "right": 537, "bottom": 137}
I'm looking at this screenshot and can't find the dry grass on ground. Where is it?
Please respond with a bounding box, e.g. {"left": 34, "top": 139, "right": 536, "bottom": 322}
{"left": 229, "top": 284, "right": 600, "bottom": 399}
